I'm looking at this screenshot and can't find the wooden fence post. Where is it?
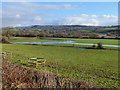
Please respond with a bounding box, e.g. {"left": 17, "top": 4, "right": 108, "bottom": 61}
{"left": 28, "top": 58, "right": 46, "bottom": 68}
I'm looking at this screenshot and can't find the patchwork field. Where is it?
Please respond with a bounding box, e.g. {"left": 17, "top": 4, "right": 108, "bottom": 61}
{"left": 2, "top": 43, "right": 119, "bottom": 88}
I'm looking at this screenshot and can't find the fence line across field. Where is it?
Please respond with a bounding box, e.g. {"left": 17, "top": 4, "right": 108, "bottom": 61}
{"left": 0, "top": 52, "right": 46, "bottom": 67}
{"left": 0, "top": 52, "right": 12, "bottom": 60}
{"left": 28, "top": 58, "right": 46, "bottom": 67}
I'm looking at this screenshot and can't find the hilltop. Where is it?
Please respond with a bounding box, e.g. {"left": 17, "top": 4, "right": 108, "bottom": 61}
{"left": 14, "top": 25, "right": 119, "bottom": 34}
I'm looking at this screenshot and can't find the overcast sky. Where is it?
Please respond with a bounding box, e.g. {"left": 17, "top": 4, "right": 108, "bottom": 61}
{"left": 1, "top": 2, "right": 118, "bottom": 27}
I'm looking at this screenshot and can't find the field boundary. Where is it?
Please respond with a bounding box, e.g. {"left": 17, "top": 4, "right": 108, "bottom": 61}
{"left": 2, "top": 61, "right": 100, "bottom": 89}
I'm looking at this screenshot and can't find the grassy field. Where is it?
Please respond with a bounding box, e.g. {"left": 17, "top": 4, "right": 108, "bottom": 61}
{"left": 2, "top": 44, "right": 119, "bottom": 88}
{"left": 74, "top": 39, "right": 118, "bottom": 45}
{"left": 11, "top": 37, "right": 119, "bottom": 45}
{"left": 11, "top": 38, "right": 57, "bottom": 42}
{"left": 48, "top": 37, "right": 119, "bottom": 45}
{"left": 10, "top": 37, "right": 26, "bottom": 39}
{"left": 41, "top": 43, "right": 118, "bottom": 49}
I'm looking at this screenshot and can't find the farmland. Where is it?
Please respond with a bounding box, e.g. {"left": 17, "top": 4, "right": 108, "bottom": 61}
{"left": 2, "top": 43, "right": 119, "bottom": 88}
{"left": 47, "top": 37, "right": 119, "bottom": 45}
{"left": 11, "top": 38, "right": 57, "bottom": 42}
{"left": 11, "top": 37, "right": 119, "bottom": 45}
{"left": 1, "top": 2, "right": 119, "bottom": 89}
{"left": 10, "top": 37, "right": 119, "bottom": 49}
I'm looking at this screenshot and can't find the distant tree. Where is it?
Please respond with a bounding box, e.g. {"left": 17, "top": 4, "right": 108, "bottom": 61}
{"left": 102, "top": 36, "right": 105, "bottom": 38}
{"left": 3, "top": 27, "right": 15, "bottom": 39}
{"left": 1, "top": 36, "right": 10, "bottom": 43}
{"left": 92, "top": 44, "right": 96, "bottom": 48}
{"left": 38, "top": 32, "right": 45, "bottom": 37}
{"left": 97, "top": 43, "right": 103, "bottom": 49}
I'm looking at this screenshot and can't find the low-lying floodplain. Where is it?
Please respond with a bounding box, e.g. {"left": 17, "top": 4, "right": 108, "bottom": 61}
{"left": 2, "top": 37, "right": 119, "bottom": 88}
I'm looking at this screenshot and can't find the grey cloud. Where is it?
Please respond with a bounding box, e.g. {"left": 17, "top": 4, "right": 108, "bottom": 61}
{"left": 1, "top": 2, "right": 76, "bottom": 27}
{"left": 19, "top": 2, "right": 74, "bottom": 10}
{"left": 1, "top": 2, "right": 118, "bottom": 27}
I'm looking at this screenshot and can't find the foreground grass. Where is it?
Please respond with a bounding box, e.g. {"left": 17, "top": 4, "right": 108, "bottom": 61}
{"left": 3, "top": 62, "right": 98, "bottom": 88}
{"left": 2, "top": 44, "right": 119, "bottom": 88}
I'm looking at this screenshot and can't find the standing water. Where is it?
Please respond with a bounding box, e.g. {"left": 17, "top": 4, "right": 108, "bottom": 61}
{"left": 11, "top": 41, "right": 120, "bottom": 48}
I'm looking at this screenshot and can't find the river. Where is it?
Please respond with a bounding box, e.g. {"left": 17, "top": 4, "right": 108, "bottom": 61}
{"left": 11, "top": 41, "right": 120, "bottom": 48}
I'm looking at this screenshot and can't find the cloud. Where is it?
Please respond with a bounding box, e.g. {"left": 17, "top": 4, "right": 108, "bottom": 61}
{"left": 14, "top": 2, "right": 74, "bottom": 10}
{"left": 101, "top": 15, "right": 117, "bottom": 19}
{"left": 2, "top": 0, "right": 27, "bottom": 2}
{"left": 14, "top": 24, "right": 22, "bottom": 27}
{"left": 2, "top": 0, "right": 119, "bottom": 2}
{"left": 91, "top": 15, "right": 98, "bottom": 18}
{"left": 1, "top": 2, "right": 118, "bottom": 27}
{"left": 2, "top": 2, "right": 46, "bottom": 27}
{"left": 79, "top": 14, "right": 98, "bottom": 18}
{"left": 62, "top": 16, "right": 99, "bottom": 26}
{"left": 34, "top": 16, "right": 42, "bottom": 21}
{"left": 15, "top": 14, "right": 21, "bottom": 18}
{"left": 80, "top": 14, "right": 89, "bottom": 17}
{"left": 1, "top": 2, "right": 76, "bottom": 27}
{"left": 58, "top": 14, "right": 117, "bottom": 26}
{"left": 78, "top": 14, "right": 117, "bottom": 19}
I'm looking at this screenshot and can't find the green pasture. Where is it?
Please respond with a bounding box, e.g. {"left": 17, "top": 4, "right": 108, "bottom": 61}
{"left": 10, "top": 37, "right": 26, "bottom": 39}
{"left": 12, "top": 38, "right": 56, "bottom": 42}
{"left": 10, "top": 37, "right": 119, "bottom": 49}
{"left": 42, "top": 43, "right": 118, "bottom": 49}
{"left": 2, "top": 44, "right": 119, "bottom": 88}
{"left": 11, "top": 37, "right": 119, "bottom": 45}
{"left": 48, "top": 37, "right": 119, "bottom": 45}
{"left": 74, "top": 39, "right": 119, "bottom": 45}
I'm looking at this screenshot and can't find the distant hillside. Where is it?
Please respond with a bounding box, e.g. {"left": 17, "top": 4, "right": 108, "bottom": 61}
{"left": 15, "top": 25, "right": 119, "bottom": 34}
{"left": 1, "top": 25, "right": 119, "bottom": 39}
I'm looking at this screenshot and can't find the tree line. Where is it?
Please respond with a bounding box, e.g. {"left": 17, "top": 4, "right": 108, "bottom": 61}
{"left": 0, "top": 26, "right": 119, "bottom": 43}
